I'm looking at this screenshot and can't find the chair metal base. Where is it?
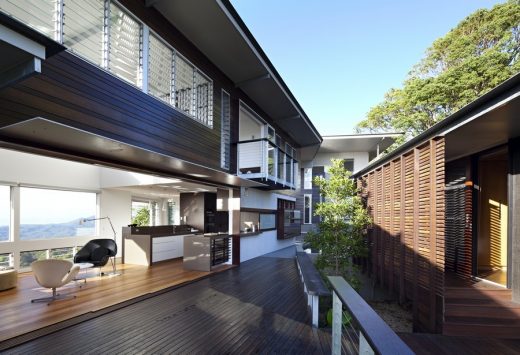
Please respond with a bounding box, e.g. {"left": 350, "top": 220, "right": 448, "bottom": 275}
{"left": 31, "top": 288, "right": 76, "bottom": 305}
{"left": 100, "top": 257, "right": 120, "bottom": 277}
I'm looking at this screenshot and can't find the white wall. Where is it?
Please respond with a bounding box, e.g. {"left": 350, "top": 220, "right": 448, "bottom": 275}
{"left": 310, "top": 151, "right": 369, "bottom": 173}
{"left": 240, "top": 188, "right": 296, "bottom": 262}
{"left": 0, "top": 149, "right": 100, "bottom": 190}
{"left": 99, "top": 189, "right": 132, "bottom": 257}
{"left": 100, "top": 168, "right": 178, "bottom": 189}
{"left": 240, "top": 230, "right": 294, "bottom": 262}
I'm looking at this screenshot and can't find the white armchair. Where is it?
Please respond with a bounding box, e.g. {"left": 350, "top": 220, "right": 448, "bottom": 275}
{"left": 31, "top": 259, "right": 80, "bottom": 305}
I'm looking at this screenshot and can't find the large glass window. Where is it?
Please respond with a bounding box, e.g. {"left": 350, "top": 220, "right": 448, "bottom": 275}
{"left": 20, "top": 188, "right": 97, "bottom": 240}
{"left": 109, "top": 3, "right": 142, "bottom": 87}
{"left": 277, "top": 150, "right": 284, "bottom": 181}
{"left": 0, "top": 253, "right": 12, "bottom": 268}
{"left": 0, "top": 0, "right": 56, "bottom": 39}
{"left": 304, "top": 168, "right": 313, "bottom": 189}
{"left": 304, "top": 194, "right": 312, "bottom": 224}
{"left": 0, "top": 186, "right": 9, "bottom": 242}
{"left": 221, "top": 90, "right": 231, "bottom": 170}
{"left": 131, "top": 200, "right": 159, "bottom": 226}
{"left": 148, "top": 34, "right": 173, "bottom": 103}
{"left": 50, "top": 247, "right": 74, "bottom": 261}
{"left": 63, "top": 0, "right": 105, "bottom": 66}
{"left": 20, "top": 250, "right": 47, "bottom": 269}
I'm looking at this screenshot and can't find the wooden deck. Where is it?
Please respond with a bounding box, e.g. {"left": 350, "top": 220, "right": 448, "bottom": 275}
{"left": 0, "top": 258, "right": 233, "bottom": 346}
{"left": 400, "top": 333, "right": 520, "bottom": 354}
{"left": 1, "top": 255, "right": 331, "bottom": 354}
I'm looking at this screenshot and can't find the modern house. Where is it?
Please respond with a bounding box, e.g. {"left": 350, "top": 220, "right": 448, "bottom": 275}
{"left": 0, "top": 0, "right": 324, "bottom": 274}
{"left": 353, "top": 73, "right": 520, "bottom": 337}
{"left": 296, "top": 134, "right": 400, "bottom": 233}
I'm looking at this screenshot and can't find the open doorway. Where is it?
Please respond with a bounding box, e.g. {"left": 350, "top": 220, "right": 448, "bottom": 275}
{"left": 477, "top": 148, "right": 508, "bottom": 286}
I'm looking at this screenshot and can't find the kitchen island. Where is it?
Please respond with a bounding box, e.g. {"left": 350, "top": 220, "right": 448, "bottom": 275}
{"left": 122, "top": 225, "right": 199, "bottom": 266}
{"left": 183, "top": 233, "right": 231, "bottom": 271}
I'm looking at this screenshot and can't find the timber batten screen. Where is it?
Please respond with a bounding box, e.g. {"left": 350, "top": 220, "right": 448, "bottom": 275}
{"left": 359, "top": 137, "right": 445, "bottom": 332}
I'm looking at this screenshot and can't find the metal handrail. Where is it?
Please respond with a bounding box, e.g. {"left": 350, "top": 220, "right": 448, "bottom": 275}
{"left": 328, "top": 276, "right": 414, "bottom": 355}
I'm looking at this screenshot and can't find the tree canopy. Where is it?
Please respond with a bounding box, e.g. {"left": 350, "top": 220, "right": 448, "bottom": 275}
{"left": 304, "top": 159, "right": 370, "bottom": 286}
{"left": 356, "top": 0, "right": 520, "bottom": 139}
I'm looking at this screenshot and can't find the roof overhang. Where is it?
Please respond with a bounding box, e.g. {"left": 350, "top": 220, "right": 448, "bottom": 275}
{"left": 0, "top": 12, "right": 65, "bottom": 89}
{"left": 443, "top": 89, "right": 520, "bottom": 162}
{"left": 149, "top": 0, "right": 322, "bottom": 147}
{"left": 0, "top": 118, "right": 266, "bottom": 189}
{"left": 319, "top": 133, "right": 402, "bottom": 154}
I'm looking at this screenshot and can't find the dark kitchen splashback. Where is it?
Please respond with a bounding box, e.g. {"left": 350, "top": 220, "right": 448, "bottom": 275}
{"left": 180, "top": 192, "right": 229, "bottom": 234}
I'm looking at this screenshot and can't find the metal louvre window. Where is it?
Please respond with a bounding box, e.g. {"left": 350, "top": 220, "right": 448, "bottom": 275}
{"left": 194, "top": 70, "right": 213, "bottom": 127}
{"left": 63, "top": 0, "right": 105, "bottom": 66}
{"left": 221, "top": 90, "right": 231, "bottom": 169}
{"left": 148, "top": 34, "right": 173, "bottom": 104}
{"left": 0, "top": 0, "right": 57, "bottom": 39}
{"left": 108, "top": 3, "right": 142, "bottom": 87}
{"left": 175, "top": 54, "right": 194, "bottom": 116}
{"left": 0, "top": 0, "right": 215, "bottom": 128}
{"left": 175, "top": 54, "right": 214, "bottom": 128}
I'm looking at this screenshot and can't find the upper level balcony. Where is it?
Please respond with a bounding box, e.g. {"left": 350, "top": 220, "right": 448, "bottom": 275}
{"left": 237, "top": 138, "right": 296, "bottom": 189}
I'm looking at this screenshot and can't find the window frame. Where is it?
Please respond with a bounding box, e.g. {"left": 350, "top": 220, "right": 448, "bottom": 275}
{"left": 303, "top": 194, "right": 312, "bottom": 225}
{"left": 19, "top": 186, "right": 99, "bottom": 241}
{"left": 304, "top": 168, "right": 313, "bottom": 190}
{"left": 147, "top": 30, "right": 175, "bottom": 105}
{"left": 221, "top": 89, "right": 231, "bottom": 170}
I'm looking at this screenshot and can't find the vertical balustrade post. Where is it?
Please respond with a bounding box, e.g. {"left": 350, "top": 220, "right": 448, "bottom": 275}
{"left": 332, "top": 291, "right": 342, "bottom": 355}
{"left": 359, "top": 332, "right": 375, "bottom": 355}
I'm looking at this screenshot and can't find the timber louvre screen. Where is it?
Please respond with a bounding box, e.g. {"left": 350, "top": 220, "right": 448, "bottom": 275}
{"left": 359, "top": 137, "right": 445, "bottom": 332}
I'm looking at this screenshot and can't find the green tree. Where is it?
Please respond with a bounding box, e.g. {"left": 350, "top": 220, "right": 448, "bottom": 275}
{"left": 304, "top": 159, "right": 371, "bottom": 285}
{"left": 356, "top": 1, "right": 520, "bottom": 139}
{"left": 132, "top": 207, "right": 150, "bottom": 226}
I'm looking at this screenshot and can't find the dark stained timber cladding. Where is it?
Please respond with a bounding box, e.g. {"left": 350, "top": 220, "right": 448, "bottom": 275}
{"left": 0, "top": 51, "right": 221, "bottom": 169}
{"left": 359, "top": 137, "right": 446, "bottom": 334}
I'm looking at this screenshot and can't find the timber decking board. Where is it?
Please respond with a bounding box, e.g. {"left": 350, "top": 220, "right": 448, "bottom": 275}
{"left": 400, "top": 333, "right": 520, "bottom": 355}
{"left": 2, "top": 257, "right": 331, "bottom": 354}
{"left": 0, "top": 258, "right": 233, "bottom": 345}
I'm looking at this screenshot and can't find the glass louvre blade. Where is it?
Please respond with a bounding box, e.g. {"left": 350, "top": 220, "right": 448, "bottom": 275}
{"left": 148, "top": 34, "right": 173, "bottom": 104}
{"left": 175, "top": 55, "right": 194, "bottom": 115}
{"left": 63, "top": 0, "right": 104, "bottom": 66}
{"left": 221, "top": 91, "right": 231, "bottom": 169}
{"left": 0, "top": 0, "right": 57, "bottom": 39}
{"left": 194, "top": 70, "right": 212, "bottom": 126}
{"left": 109, "top": 3, "right": 142, "bottom": 86}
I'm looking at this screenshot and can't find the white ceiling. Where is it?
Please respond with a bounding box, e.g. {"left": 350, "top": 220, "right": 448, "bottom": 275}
{"left": 112, "top": 181, "right": 218, "bottom": 199}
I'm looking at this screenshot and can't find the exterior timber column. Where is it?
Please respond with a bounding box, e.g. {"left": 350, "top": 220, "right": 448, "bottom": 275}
{"left": 429, "top": 139, "right": 438, "bottom": 332}
{"left": 230, "top": 188, "right": 241, "bottom": 265}
{"left": 509, "top": 138, "right": 520, "bottom": 301}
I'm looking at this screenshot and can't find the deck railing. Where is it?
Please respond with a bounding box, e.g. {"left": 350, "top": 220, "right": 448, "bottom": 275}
{"left": 328, "top": 276, "right": 414, "bottom": 355}
{"left": 236, "top": 138, "right": 295, "bottom": 188}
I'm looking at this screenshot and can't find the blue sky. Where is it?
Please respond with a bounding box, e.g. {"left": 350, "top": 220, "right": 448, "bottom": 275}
{"left": 231, "top": 0, "right": 505, "bottom": 135}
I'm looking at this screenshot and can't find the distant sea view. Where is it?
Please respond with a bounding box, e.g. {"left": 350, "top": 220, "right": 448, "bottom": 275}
{"left": 0, "top": 217, "right": 95, "bottom": 241}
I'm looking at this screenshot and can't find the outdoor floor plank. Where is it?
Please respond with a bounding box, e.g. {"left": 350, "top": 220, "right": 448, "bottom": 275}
{"left": 3, "top": 255, "right": 331, "bottom": 354}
